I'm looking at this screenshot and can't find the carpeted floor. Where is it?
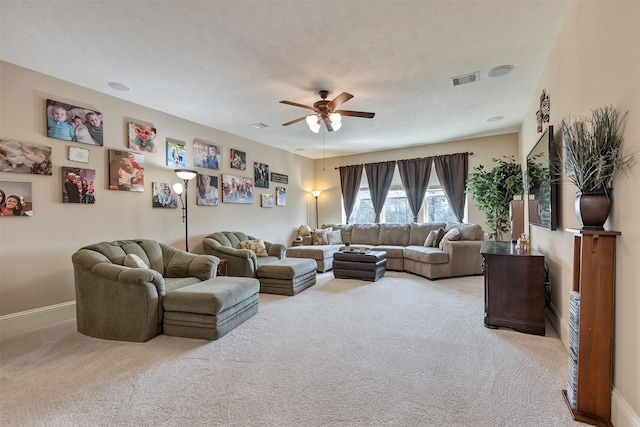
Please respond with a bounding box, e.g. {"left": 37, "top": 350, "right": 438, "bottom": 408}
{"left": 0, "top": 271, "right": 581, "bottom": 426}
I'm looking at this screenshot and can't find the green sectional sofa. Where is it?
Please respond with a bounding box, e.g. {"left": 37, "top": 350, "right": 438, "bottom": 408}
{"left": 285, "top": 222, "right": 484, "bottom": 280}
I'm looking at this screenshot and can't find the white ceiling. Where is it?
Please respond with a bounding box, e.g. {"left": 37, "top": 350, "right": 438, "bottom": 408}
{"left": 0, "top": 1, "right": 571, "bottom": 159}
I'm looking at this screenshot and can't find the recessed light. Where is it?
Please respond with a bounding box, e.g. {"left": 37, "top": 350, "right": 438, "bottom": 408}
{"left": 249, "top": 122, "right": 268, "bottom": 129}
{"left": 487, "top": 65, "right": 514, "bottom": 78}
{"left": 487, "top": 116, "right": 504, "bottom": 122}
{"left": 107, "top": 81, "right": 132, "bottom": 92}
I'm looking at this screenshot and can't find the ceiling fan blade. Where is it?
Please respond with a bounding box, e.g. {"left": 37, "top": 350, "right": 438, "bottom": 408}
{"left": 327, "top": 92, "right": 354, "bottom": 109}
{"left": 282, "top": 116, "right": 307, "bottom": 126}
{"left": 323, "top": 117, "right": 334, "bottom": 132}
{"left": 336, "top": 110, "right": 376, "bottom": 119}
{"left": 279, "top": 100, "right": 315, "bottom": 111}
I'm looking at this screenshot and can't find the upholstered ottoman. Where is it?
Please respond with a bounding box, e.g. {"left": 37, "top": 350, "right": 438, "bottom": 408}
{"left": 333, "top": 250, "right": 387, "bottom": 282}
{"left": 162, "top": 277, "right": 259, "bottom": 340}
{"left": 256, "top": 258, "right": 317, "bottom": 295}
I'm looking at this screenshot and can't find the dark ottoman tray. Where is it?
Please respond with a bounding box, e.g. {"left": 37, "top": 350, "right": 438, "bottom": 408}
{"left": 333, "top": 250, "right": 387, "bottom": 282}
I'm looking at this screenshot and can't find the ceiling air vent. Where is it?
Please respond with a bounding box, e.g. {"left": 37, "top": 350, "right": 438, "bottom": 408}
{"left": 450, "top": 71, "right": 480, "bottom": 87}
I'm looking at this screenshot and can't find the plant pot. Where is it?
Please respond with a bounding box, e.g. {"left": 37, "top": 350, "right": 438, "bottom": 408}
{"left": 575, "top": 192, "right": 611, "bottom": 231}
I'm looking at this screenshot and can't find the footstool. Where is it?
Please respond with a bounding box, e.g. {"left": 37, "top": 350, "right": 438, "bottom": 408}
{"left": 256, "top": 258, "right": 317, "bottom": 296}
{"left": 162, "top": 277, "right": 259, "bottom": 340}
{"left": 333, "top": 250, "right": 387, "bottom": 281}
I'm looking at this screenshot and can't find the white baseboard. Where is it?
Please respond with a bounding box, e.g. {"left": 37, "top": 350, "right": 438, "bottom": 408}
{"left": 547, "top": 302, "right": 639, "bottom": 427}
{"left": 0, "top": 301, "right": 76, "bottom": 338}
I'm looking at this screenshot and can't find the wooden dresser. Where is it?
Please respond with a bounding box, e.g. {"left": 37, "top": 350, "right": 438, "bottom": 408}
{"left": 481, "top": 241, "right": 546, "bottom": 335}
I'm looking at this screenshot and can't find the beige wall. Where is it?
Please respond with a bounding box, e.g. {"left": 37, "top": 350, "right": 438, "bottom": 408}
{"left": 0, "top": 61, "right": 314, "bottom": 315}
{"left": 519, "top": 1, "right": 639, "bottom": 425}
{"left": 312, "top": 134, "right": 519, "bottom": 229}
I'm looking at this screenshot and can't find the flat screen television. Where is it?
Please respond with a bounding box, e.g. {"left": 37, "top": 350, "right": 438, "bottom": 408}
{"left": 526, "top": 126, "right": 558, "bottom": 230}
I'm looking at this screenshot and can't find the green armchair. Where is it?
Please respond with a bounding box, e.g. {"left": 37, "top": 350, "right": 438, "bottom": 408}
{"left": 202, "top": 231, "right": 285, "bottom": 278}
{"left": 72, "top": 239, "right": 218, "bottom": 342}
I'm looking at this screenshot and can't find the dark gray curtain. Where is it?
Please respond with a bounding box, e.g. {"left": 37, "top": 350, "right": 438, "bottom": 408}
{"left": 364, "top": 161, "right": 396, "bottom": 223}
{"left": 433, "top": 152, "right": 469, "bottom": 222}
{"left": 397, "top": 157, "right": 433, "bottom": 223}
{"left": 339, "top": 165, "right": 363, "bottom": 224}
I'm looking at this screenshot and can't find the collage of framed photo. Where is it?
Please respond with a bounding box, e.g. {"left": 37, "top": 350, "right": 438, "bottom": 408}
{"left": 221, "top": 174, "right": 253, "bottom": 204}
{"left": 1, "top": 180, "right": 32, "bottom": 216}
{"left": 46, "top": 99, "right": 103, "bottom": 146}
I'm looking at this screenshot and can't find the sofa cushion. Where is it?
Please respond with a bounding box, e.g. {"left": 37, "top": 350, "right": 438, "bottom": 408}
{"left": 424, "top": 230, "right": 437, "bottom": 247}
{"left": 433, "top": 228, "right": 446, "bottom": 247}
{"left": 378, "top": 224, "right": 410, "bottom": 246}
{"left": 324, "top": 224, "right": 353, "bottom": 244}
{"left": 403, "top": 246, "right": 449, "bottom": 264}
{"left": 445, "top": 222, "right": 482, "bottom": 240}
{"left": 326, "top": 229, "right": 343, "bottom": 244}
{"left": 124, "top": 253, "right": 148, "bottom": 269}
{"left": 239, "top": 239, "right": 269, "bottom": 256}
{"left": 351, "top": 224, "right": 380, "bottom": 244}
{"left": 439, "top": 228, "right": 461, "bottom": 250}
{"left": 409, "top": 223, "right": 447, "bottom": 246}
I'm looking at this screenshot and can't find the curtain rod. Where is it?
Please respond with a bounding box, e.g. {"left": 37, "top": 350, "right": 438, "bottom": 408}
{"left": 334, "top": 152, "right": 473, "bottom": 170}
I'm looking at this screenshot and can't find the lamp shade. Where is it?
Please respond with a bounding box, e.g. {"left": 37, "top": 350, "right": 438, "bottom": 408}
{"left": 311, "top": 190, "right": 322, "bottom": 197}
{"left": 172, "top": 182, "right": 184, "bottom": 195}
{"left": 174, "top": 169, "right": 197, "bottom": 181}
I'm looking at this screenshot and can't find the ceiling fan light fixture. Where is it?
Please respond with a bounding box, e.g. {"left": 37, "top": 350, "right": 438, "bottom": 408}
{"left": 306, "top": 115, "right": 321, "bottom": 133}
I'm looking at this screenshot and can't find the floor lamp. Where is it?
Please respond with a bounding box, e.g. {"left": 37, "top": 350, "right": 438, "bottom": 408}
{"left": 311, "top": 190, "right": 322, "bottom": 229}
{"left": 173, "top": 169, "right": 197, "bottom": 252}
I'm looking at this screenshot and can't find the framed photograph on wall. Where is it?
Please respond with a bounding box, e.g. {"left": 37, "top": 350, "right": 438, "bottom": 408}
{"left": 196, "top": 173, "right": 219, "bottom": 206}
{"left": 69, "top": 146, "right": 90, "bottom": 164}
{"left": 152, "top": 182, "right": 178, "bottom": 208}
{"left": 61, "top": 167, "right": 96, "bottom": 204}
{"left": 108, "top": 150, "right": 144, "bottom": 192}
{"left": 193, "top": 139, "right": 221, "bottom": 170}
{"left": 167, "top": 139, "right": 186, "bottom": 168}
{"left": 0, "top": 180, "right": 32, "bottom": 216}
{"left": 129, "top": 122, "right": 157, "bottom": 153}
{"left": 254, "top": 162, "right": 269, "bottom": 188}
{"left": 46, "top": 99, "right": 103, "bottom": 145}
{"left": 230, "top": 148, "right": 247, "bottom": 171}
{"left": 221, "top": 174, "right": 253, "bottom": 204}
{"left": 276, "top": 187, "right": 286, "bottom": 206}
{"left": 261, "top": 193, "right": 274, "bottom": 208}
{"left": 0, "top": 139, "right": 52, "bottom": 175}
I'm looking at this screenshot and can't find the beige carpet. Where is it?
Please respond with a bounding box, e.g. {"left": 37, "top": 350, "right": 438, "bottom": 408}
{"left": 0, "top": 272, "right": 581, "bottom": 426}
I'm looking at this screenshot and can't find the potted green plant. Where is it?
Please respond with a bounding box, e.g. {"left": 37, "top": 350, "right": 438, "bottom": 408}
{"left": 559, "top": 106, "right": 636, "bottom": 230}
{"left": 466, "top": 156, "right": 525, "bottom": 241}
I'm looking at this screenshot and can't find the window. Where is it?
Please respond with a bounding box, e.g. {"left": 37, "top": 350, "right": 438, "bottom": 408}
{"left": 349, "top": 164, "right": 457, "bottom": 224}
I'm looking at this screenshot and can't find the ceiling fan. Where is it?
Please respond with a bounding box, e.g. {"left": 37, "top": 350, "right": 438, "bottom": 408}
{"left": 280, "top": 90, "right": 375, "bottom": 132}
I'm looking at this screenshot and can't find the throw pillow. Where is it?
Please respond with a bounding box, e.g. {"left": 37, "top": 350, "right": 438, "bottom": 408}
{"left": 424, "top": 230, "right": 437, "bottom": 247}
{"left": 311, "top": 227, "right": 332, "bottom": 245}
{"left": 239, "top": 239, "right": 269, "bottom": 257}
{"left": 439, "top": 228, "right": 461, "bottom": 250}
{"left": 326, "top": 229, "right": 342, "bottom": 245}
{"left": 124, "top": 253, "right": 149, "bottom": 269}
{"left": 433, "top": 228, "right": 446, "bottom": 248}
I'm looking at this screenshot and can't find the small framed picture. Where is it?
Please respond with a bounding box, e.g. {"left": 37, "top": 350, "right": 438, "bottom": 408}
{"left": 0, "top": 180, "right": 32, "bottom": 216}
{"left": 255, "top": 162, "right": 269, "bottom": 188}
{"left": 0, "top": 139, "right": 52, "bottom": 175}
{"left": 108, "top": 150, "right": 145, "bottom": 192}
{"left": 276, "top": 187, "right": 286, "bottom": 206}
{"left": 129, "top": 122, "right": 157, "bottom": 153}
{"left": 167, "top": 139, "right": 186, "bottom": 168}
{"left": 46, "top": 99, "right": 103, "bottom": 146}
{"left": 152, "top": 182, "right": 178, "bottom": 208}
{"left": 193, "top": 139, "right": 221, "bottom": 170}
{"left": 196, "top": 173, "right": 219, "bottom": 206}
{"left": 62, "top": 167, "right": 96, "bottom": 204}
{"left": 221, "top": 174, "right": 253, "bottom": 204}
{"left": 261, "top": 193, "right": 274, "bottom": 208}
{"left": 69, "top": 146, "right": 90, "bottom": 164}
{"left": 230, "top": 148, "right": 247, "bottom": 171}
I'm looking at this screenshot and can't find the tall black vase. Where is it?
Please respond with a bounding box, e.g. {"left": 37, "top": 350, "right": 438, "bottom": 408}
{"left": 575, "top": 192, "right": 611, "bottom": 231}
